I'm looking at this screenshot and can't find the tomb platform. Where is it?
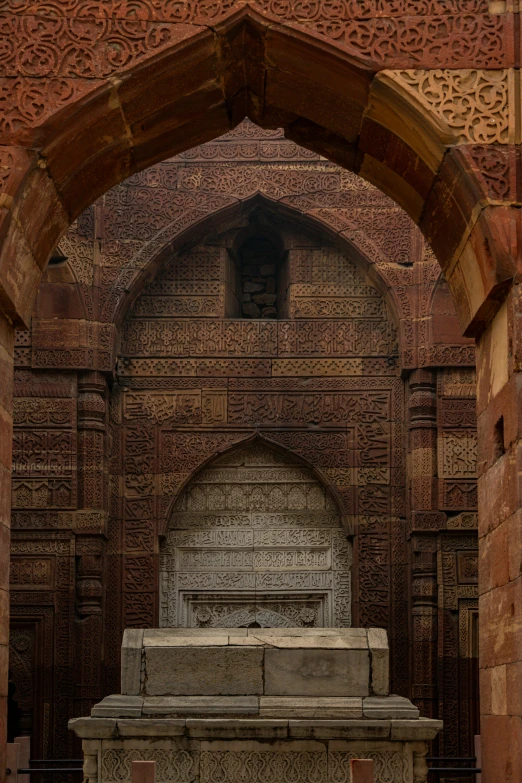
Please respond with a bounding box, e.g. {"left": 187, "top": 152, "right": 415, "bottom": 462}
{"left": 70, "top": 628, "right": 441, "bottom": 783}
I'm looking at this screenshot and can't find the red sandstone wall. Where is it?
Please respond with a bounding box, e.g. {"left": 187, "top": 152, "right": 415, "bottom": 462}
{"left": 7, "top": 123, "right": 478, "bottom": 760}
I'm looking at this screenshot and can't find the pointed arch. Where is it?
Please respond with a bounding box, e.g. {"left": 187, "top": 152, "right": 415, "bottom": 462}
{"left": 108, "top": 193, "right": 405, "bottom": 334}
{"left": 0, "top": 9, "right": 510, "bottom": 333}
{"left": 159, "top": 433, "right": 352, "bottom": 628}
{"left": 159, "top": 432, "right": 350, "bottom": 538}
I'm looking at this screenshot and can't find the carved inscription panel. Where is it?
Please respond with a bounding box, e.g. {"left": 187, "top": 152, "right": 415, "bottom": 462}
{"left": 160, "top": 441, "right": 352, "bottom": 628}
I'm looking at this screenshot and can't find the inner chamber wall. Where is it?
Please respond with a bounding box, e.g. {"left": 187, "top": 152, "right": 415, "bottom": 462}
{"left": 117, "top": 212, "right": 400, "bottom": 638}
{"left": 8, "top": 124, "right": 479, "bottom": 762}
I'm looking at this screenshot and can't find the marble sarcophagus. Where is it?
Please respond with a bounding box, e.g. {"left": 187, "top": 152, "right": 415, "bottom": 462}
{"left": 70, "top": 628, "right": 441, "bottom": 783}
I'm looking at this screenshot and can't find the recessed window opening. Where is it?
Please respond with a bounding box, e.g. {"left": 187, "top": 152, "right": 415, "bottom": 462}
{"left": 238, "top": 235, "right": 280, "bottom": 319}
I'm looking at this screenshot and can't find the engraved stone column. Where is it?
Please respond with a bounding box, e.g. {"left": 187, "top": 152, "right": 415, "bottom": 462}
{"left": 407, "top": 370, "right": 438, "bottom": 724}
{"left": 408, "top": 370, "right": 437, "bottom": 514}
{"left": 411, "top": 536, "right": 438, "bottom": 722}
{"left": 74, "top": 372, "right": 108, "bottom": 734}
{"left": 77, "top": 371, "right": 107, "bottom": 511}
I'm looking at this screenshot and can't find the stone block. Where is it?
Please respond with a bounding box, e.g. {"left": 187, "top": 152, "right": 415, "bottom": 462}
{"left": 228, "top": 637, "right": 267, "bottom": 646}
{"left": 144, "top": 646, "right": 264, "bottom": 696}
{"left": 68, "top": 717, "right": 118, "bottom": 739}
{"left": 362, "top": 696, "right": 419, "bottom": 720}
{"left": 145, "top": 629, "right": 248, "bottom": 638}
{"left": 243, "top": 281, "right": 264, "bottom": 293}
{"left": 249, "top": 629, "right": 365, "bottom": 637}
{"left": 480, "top": 577, "right": 522, "bottom": 669}
{"left": 242, "top": 301, "right": 261, "bottom": 317}
{"left": 91, "top": 695, "right": 143, "bottom": 718}
{"left": 141, "top": 696, "right": 259, "bottom": 715}
{"left": 117, "top": 719, "right": 186, "bottom": 737}
{"left": 367, "top": 628, "right": 389, "bottom": 696}
{"left": 480, "top": 714, "right": 522, "bottom": 783}
{"left": 390, "top": 718, "right": 443, "bottom": 741}
{"left": 264, "top": 648, "right": 369, "bottom": 697}
{"left": 287, "top": 720, "right": 391, "bottom": 740}
{"left": 121, "top": 629, "right": 144, "bottom": 695}
{"left": 143, "top": 634, "right": 229, "bottom": 647}
{"left": 249, "top": 632, "right": 368, "bottom": 649}
{"left": 260, "top": 265, "right": 276, "bottom": 276}
{"left": 259, "top": 697, "right": 363, "bottom": 718}
{"left": 186, "top": 719, "right": 288, "bottom": 739}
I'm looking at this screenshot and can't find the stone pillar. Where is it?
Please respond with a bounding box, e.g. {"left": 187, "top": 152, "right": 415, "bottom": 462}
{"left": 0, "top": 312, "right": 14, "bottom": 783}
{"left": 74, "top": 372, "right": 107, "bottom": 724}
{"left": 408, "top": 370, "right": 439, "bottom": 722}
{"left": 77, "top": 372, "right": 107, "bottom": 510}
{"left": 477, "top": 288, "right": 522, "bottom": 783}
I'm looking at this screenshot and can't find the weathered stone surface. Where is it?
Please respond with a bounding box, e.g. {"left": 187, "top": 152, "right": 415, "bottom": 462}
{"left": 91, "top": 695, "right": 143, "bottom": 718}
{"left": 367, "top": 628, "right": 389, "bottom": 696}
{"left": 185, "top": 718, "right": 288, "bottom": 738}
{"left": 390, "top": 718, "right": 443, "bottom": 741}
{"left": 264, "top": 648, "right": 369, "bottom": 697}
{"left": 141, "top": 697, "right": 259, "bottom": 715}
{"left": 259, "top": 697, "right": 363, "bottom": 718}
{"left": 144, "top": 647, "right": 264, "bottom": 696}
{"left": 287, "top": 719, "right": 392, "bottom": 740}
{"left": 117, "top": 719, "right": 186, "bottom": 736}
{"left": 68, "top": 717, "right": 118, "bottom": 739}
{"left": 362, "top": 697, "right": 419, "bottom": 720}
{"left": 249, "top": 633, "right": 368, "bottom": 649}
{"left": 121, "top": 629, "right": 144, "bottom": 696}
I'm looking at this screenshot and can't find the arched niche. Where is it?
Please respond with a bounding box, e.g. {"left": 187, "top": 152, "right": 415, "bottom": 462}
{"left": 159, "top": 439, "right": 351, "bottom": 629}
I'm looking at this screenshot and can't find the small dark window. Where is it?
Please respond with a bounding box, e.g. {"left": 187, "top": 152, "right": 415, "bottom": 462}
{"left": 238, "top": 236, "right": 279, "bottom": 319}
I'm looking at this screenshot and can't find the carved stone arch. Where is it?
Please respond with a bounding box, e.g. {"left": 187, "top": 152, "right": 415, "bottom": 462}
{"left": 158, "top": 434, "right": 353, "bottom": 630}
{"left": 109, "top": 193, "right": 406, "bottom": 333}
{"left": 0, "top": 8, "right": 512, "bottom": 334}
{"left": 158, "top": 432, "right": 350, "bottom": 538}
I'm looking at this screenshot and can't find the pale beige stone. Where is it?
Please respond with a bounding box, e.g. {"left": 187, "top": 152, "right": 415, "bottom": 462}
{"left": 91, "top": 695, "right": 143, "bottom": 718}
{"left": 68, "top": 717, "right": 118, "bottom": 739}
{"left": 117, "top": 719, "right": 186, "bottom": 736}
{"left": 249, "top": 633, "right": 368, "bottom": 649}
{"left": 363, "top": 696, "right": 419, "bottom": 720}
{"left": 144, "top": 646, "right": 264, "bottom": 696}
{"left": 264, "top": 649, "right": 369, "bottom": 697}
{"left": 259, "top": 697, "right": 363, "bottom": 718}
{"left": 288, "top": 719, "right": 391, "bottom": 740}
{"left": 121, "top": 629, "right": 143, "bottom": 695}
{"left": 144, "top": 635, "right": 229, "bottom": 647}
{"left": 186, "top": 718, "right": 288, "bottom": 739}
{"left": 198, "top": 738, "right": 326, "bottom": 752}
{"left": 367, "top": 628, "right": 389, "bottom": 696}
{"left": 228, "top": 637, "right": 266, "bottom": 646}
{"left": 246, "top": 628, "right": 366, "bottom": 638}
{"left": 145, "top": 628, "right": 248, "bottom": 638}
{"left": 390, "top": 718, "right": 443, "bottom": 741}
{"left": 142, "top": 696, "right": 259, "bottom": 715}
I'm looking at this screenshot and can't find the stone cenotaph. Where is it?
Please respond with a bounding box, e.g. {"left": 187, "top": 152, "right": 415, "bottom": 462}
{"left": 70, "top": 627, "right": 441, "bottom": 783}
